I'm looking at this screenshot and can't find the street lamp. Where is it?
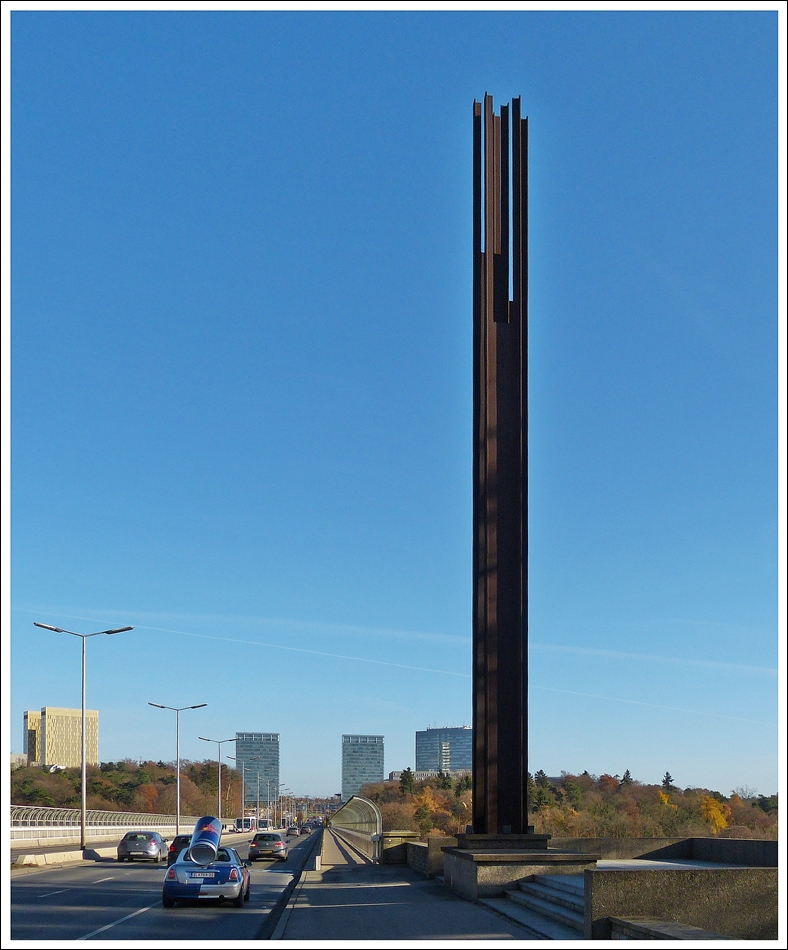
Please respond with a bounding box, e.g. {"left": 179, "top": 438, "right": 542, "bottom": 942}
{"left": 265, "top": 779, "right": 274, "bottom": 824}
{"left": 227, "top": 756, "right": 253, "bottom": 827}
{"left": 244, "top": 756, "right": 263, "bottom": 824}
{"left": 279, "top": 785, "right": 290, "bottom": 828}
{"left": 198, "top": 736, "right": 237, "bottom": 823}
{"left": 148, "top": 702, "right": 207, "bottom": 834}
{"left": 34, "top": 622, "right": 134, "bottom": 850}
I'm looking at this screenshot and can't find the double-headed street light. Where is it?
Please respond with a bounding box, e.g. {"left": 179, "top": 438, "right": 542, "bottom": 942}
{"left": 34, "top": 622, "right": 134, "bottom": 850}
{"left": 227, "top": 756, "right": 253, "bottom": 825}
{"left": 240, "top": 756, "right": 263, "bottom": 823}
{"left": 148, "top": 702, "right": 207, "bottom": 834}
{"left": 279, "top": 785, "right": 290, "bottom": 828}
{"left": 198, "top": 736, "right": 237, "bottom": 823}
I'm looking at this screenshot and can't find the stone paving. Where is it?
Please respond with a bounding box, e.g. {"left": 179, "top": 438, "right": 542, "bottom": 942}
{"left": 272, "top": 829, "right": 546, "bottom": 941}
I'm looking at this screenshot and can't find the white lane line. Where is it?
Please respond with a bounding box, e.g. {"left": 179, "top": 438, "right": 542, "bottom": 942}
{"left": 77, "top": 902, "right": 156, "bottom": 940}
{"left": 37, "top": 889, "right": 71, "bottom": 898}
{"left": 94, "top": 876, "right": 115, "bottom": 883}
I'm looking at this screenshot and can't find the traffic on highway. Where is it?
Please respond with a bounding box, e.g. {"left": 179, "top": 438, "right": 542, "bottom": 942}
{"left": 11, "top": 824, "right": 321, "bottom": 941}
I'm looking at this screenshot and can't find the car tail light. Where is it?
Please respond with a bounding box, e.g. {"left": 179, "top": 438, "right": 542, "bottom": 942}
{"left": 274, "top": 842, "right": 284, "bottom": 849}
{"left": 229, "top": 868, "right": 240, "bottom": 881}
{"left": 166, "top": 868, "right": 176, "bottom": 880}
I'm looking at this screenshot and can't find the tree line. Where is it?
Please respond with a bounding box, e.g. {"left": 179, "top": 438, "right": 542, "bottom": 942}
{"left": 358, "top": 768, "right": 777, "bottom": 840}
{"left": 12, "top": 759, "right": 248, "bottom": 816}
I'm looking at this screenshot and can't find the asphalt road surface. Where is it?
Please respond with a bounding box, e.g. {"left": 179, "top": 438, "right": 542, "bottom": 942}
{"left": 11, "top": 829, "right": 317, "bottom": 941}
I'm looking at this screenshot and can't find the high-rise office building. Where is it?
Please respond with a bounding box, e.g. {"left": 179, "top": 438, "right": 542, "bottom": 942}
{"left": 23, "top": 710, "right": 41, "bottom": 765}
{"left": 341, "top": 734, "right": 384, "bottom": 801}
{"left": 24, "top": 707, "right": 99, "bottom": 768}
{"left": 415, "top": 726, "right": 472, "bottom": 773}
{"left": 234, "top": 732, "right": 280, "bottom": 810}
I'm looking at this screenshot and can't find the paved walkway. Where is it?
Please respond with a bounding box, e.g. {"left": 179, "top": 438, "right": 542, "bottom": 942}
{"left": 272, "top": 829, "right": 544, "bottom": 941}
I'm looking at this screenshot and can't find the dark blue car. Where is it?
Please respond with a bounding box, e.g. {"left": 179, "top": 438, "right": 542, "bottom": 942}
{"left": 162, "top": 846, "right": 251, "bottom": 907}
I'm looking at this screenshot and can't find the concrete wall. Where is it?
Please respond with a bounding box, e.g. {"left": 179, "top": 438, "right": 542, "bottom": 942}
{"left": 584, "top": 867, "right": 778, "bottom": 939}
{"left": 406, "top": 836, "right": 457, "bottom": 877}
{"left": 380, "top": 831, "right": 420, "bottom": 864}
{"left": 551, "top": 837, "right": 777, "bottom": 866}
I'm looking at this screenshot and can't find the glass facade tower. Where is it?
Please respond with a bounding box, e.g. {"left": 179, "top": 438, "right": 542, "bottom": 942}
{"left": 341, "top": 734, "right": 384, "bottom": 801}
{"left": 235, "top": 732, "right": 280, "bottom": 810}
{"left": 415, "top": 726, "right": 472, "bottom": 773}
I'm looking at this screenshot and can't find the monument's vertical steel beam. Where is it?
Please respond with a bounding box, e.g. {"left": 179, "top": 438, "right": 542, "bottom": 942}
{"left": 472, "top": 94, "right": 529, "bottom": 835}
{"left": 471, "top": 99, "right": 486, "bottom": 835}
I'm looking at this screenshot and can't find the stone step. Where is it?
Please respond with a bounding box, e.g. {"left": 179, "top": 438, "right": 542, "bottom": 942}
{"left": 480, "top": 896, "right": 582, "bottom": 940}
{"left": 518, "top": 878, "right": 585, "bottom": 914}
{"left": 521, "top": 872, "right": 585, "bottom": 898}
{"left": 505, "top": 887, "right": 585, "bottom": 932}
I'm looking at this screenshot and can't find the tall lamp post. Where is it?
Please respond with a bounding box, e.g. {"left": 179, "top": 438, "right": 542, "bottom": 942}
{"left": 148, "top": 702, "right": 207, "bottom": 834}
{"left": 244, "top": 756, "right": 262, "bottom": 824}
{"left": 34, "top": 622, "right": 133, "bottom": 850}
{"left": 280, "top": 786, "right": 290, "bottom": 828}
{"left": 198, "top": 736, "right": 237, "bottom": 823}
{"left": 266, "top": 780, "right": 273, "bottom": 824}
{"left": 227, "top": 756, "right": 252, "bottom": 826}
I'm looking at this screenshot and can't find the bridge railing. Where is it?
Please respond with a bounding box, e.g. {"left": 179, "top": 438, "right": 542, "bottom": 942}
{"left": 328, "top": 796, "right": 382, "bottom": 862}
{"left": 10, "top": 805, "right": 202, "bottom": 845}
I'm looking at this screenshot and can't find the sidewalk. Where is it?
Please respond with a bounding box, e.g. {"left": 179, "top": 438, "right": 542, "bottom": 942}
{"left": 272, "top": 829, "right": 545, "bottom": 941}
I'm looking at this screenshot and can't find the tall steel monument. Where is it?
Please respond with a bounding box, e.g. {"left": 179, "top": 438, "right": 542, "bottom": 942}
{"left": 472, "top": 94, "right": 529, "bottom": 835}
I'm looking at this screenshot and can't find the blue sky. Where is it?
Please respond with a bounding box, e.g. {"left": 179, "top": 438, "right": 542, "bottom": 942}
{"left": 5, "top": 5, "right": 783, "bottom": 800}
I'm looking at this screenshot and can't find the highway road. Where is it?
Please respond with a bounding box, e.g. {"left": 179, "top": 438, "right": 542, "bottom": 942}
{"left": 10, "top": 829, "right": 318, "bottom": 941}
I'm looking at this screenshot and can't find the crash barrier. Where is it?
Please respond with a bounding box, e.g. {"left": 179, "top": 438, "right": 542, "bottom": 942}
{"left": 11, "top": 805, "right": 202, "bottom": 846}
{"left": 328, "top": 796, "right": 382, "bottom": 863}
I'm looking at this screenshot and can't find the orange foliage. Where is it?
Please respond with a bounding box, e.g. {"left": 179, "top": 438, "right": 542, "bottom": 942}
{"left": 598, "top": 774, "right": 619, "bottom": 793}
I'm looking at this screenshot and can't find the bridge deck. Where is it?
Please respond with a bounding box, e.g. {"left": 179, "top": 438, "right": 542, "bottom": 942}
{"left": 272, "top": 829, "right": 545, "bottom": 940}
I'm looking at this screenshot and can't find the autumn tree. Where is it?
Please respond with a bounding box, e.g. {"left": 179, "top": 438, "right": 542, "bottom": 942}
{"left": 437, "top": 771, "right": 454, "bottom": 790}
{"left": 700, "top": 795, "right": 731, "bottom": 833}
{"left": 399, "top": 768, "right": 416, "bottom": 796}
{"left": 598, "top": 774, "right": 619, "bottom": 793}
{"left": 662, "top": 772, "right": 675, "bottom": 792}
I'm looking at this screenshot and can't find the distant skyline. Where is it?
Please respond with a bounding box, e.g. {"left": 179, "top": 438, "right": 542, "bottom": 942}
{"left": 5, "top": 6, "right": 784, "bottom": 800}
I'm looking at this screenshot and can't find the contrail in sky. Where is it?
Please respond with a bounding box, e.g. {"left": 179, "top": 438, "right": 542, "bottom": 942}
{"left": 14, "top": 606, "right": 775, "bottom": 725}
{"left": 135, "top": 624, "right": 773, "bottom": 726}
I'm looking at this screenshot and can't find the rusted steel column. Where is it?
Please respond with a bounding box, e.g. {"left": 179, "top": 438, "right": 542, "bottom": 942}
{"left": 472, "top": 94, "right": 529, "bottom": 835}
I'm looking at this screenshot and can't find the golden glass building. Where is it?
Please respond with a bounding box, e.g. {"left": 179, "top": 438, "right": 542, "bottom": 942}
{"left": 24, "top": 707, "right": 99, "bottom": 768}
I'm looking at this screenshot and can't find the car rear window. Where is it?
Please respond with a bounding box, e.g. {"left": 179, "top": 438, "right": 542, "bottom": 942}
{"left": 124, "top": 833, "right": 153, "bottom": 841}
{"left": 255, "top": 834, "right": 278, "bottom": 841}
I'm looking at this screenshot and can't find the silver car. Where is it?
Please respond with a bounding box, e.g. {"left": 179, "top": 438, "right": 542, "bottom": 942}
{"left": 117, "top": 831, "right": 168, "bottom": 862}
{"left": 248, "top": 831, "right": 288, "bottom": 861}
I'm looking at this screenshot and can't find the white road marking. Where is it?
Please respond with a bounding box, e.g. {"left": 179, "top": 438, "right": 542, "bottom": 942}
{"left": 94, "top": 876, "right": 115, "bottom": 883}
{"left": 37, "top": 889, "right": 70, "bottom": 898}
{"left": 77, "top": 902, "right": 156, "bottom": 940}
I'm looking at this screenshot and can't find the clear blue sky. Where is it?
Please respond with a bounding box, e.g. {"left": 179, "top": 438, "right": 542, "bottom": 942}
{"left": 6, "top": 6, "right": 783, "bottom": 800}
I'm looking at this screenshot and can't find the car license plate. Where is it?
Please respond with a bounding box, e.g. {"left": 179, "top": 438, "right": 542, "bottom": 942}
{"left": 190, "top": 872, "right": 215, "bottom": 878}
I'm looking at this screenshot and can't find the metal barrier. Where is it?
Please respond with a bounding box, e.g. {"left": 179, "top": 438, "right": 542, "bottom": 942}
{"left": 10, "top": 805, "right": 202, "bottom": 845}
{"left": 329, "top": 796, "right": 382, "bottom": 862}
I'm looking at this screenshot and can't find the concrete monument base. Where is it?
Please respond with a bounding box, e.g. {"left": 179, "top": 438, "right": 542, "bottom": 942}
{"left": 442, "top": 834, "right": 599, "bottom": 900}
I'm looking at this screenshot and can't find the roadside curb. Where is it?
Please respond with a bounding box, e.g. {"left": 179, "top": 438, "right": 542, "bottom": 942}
{"left": 271, "top": 868, "right": 313, "bottom": 939}
{"left": 259, "top": 828, "right": 324, "bottom": 940}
